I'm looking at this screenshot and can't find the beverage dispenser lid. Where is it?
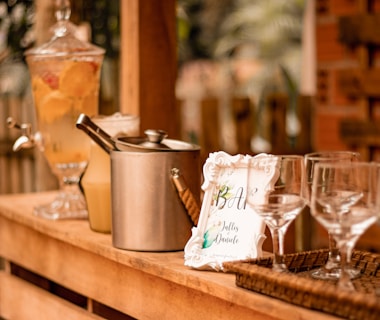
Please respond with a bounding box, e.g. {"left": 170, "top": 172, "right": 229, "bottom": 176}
{"left": 25, "top": 0, "right": 105, "bottom": 57}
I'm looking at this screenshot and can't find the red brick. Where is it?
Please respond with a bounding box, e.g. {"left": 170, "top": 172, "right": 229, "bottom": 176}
{"left": 372, "top": 0, "right": 380, "bottom": 13}
{"left": 372, "top": 102, "right": 380, "bottom": 119}
{"left": 313, "top": 106, "right": 362, "bottom": 150}
{"left": 330, "top": 0, "right": 363, "bottom": 15}
{"left": 316, "top": 23, "right": 357, "bottom": 62}
{"left": 330, "top": 69, "right": 358, "bottom": 105}
{"left": 316, "top": 0, "right": 360, "bottom": 16}
{"left": 372, "top": 50, "right": 380, "bottom": 67}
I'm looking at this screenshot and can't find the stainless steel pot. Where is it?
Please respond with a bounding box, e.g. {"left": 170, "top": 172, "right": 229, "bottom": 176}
{"left": 77, "top": 114, "right": 201, "bottom": 251}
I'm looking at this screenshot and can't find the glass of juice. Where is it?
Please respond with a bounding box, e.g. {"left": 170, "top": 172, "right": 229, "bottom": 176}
{"left": 81, "top": 113, "right": 140, "bottom": 233}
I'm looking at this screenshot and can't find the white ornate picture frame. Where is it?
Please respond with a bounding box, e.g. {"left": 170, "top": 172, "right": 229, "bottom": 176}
{"left": 184, "top": 151, "right": 267, "bottom": 271}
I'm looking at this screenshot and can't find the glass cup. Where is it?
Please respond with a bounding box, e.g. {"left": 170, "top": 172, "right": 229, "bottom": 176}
{"left": 81, "top": 113, "right": 140, "bottom": 233}
{"left": 310, "top": 161, "right": 379, "bottom": 290}
{"left": 247, "top": 154, "right": 307, "bottom": 272}
{"left": 305, "top": 151, "right": 360, "bottom": 280}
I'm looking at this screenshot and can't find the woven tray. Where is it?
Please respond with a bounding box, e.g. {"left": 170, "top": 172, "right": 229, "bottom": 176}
{"left": 224, "top": 249, "right": 380, "bottom": 320}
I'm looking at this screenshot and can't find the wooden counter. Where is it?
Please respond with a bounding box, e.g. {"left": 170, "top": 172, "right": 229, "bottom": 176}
{"left": 0, "top": 192, "right": 340, "bottom": 320}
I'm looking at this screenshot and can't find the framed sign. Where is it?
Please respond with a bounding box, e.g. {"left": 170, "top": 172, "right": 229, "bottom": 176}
{"left": 184, "top": 151, "right": 267, "bottom": 271}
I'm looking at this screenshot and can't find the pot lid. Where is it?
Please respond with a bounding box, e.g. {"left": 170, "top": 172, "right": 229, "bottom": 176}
{"left": 116, "top": 129, "right": 200, "bottom": 152}
{"left": 25, "top": 0, "right": 104, "bottom": 58}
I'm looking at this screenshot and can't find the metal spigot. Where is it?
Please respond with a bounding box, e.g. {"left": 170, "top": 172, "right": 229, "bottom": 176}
{"left": 6, "top": 117, "right": 35, "bottom": 152}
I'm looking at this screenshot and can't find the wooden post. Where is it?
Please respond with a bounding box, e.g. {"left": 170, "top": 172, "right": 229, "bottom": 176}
{"left": 231, "top": 97, "right": 253, "bottom": 155}
{"left": 200, "top": 98, "right": 220, "bottom": 162}
{"left": 120, "top": 0, "right": 178, "bottom": 137}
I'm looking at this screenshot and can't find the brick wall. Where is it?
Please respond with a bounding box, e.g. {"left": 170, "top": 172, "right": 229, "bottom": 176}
{"left": 313, "top": 0, "right": 380, "bottom": 252}
{"left": 315, "top": 0, "right": 380, "bottom": 160}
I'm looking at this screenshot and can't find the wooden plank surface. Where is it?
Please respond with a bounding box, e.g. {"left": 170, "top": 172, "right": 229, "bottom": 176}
{"left": 0, "top": 272, "right": 104, "bottom": 320}
{"left": 0, "top": 192, "right": 340, "bottom": 320}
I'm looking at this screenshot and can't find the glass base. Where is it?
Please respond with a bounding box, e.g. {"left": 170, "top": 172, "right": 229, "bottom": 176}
{"left": 34, "top": 191, "right": 88, "bottom": 220}
{"left": 311, "top": 265, "right": 360, "bottom": 280}
{"left": 272, "top": 263, "right": 289, "bottom": 273}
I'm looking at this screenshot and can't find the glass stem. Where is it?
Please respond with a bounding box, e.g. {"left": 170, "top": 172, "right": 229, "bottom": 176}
{"left": 337, "top": 241, "right": 355, "bottom": 291}
{"left": 61, "top": 180, "right": 81, "bottom": 196}
{"left": 270, "top": 227, "right": 287, "bottom": 272}
{"left": 53, "top": 163, "right": 83, "bottom": 192}
{"left": 53, "top": 165, "right": 85, "bottom": 203}
{"left": 326, "top": 232, "right": 340, "bottom": 267}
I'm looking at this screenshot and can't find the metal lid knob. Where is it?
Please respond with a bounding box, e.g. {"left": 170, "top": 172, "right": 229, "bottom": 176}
{"left": 138, "top": 129, "right": 170, "bottom": 149}
{"left": 144, "top": 129, "right": 167, "bottom": 143}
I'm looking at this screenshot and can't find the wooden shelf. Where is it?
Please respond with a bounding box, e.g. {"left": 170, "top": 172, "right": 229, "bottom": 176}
{"left": 0, "top": 192, "right": 340, "bottom": 319}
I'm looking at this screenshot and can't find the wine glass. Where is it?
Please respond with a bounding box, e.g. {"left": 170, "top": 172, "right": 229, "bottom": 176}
{"left": 247, "top": 154, "right": 307, "bottom": 272}
{"left": 310, "top": 162, "right": 379, "bottom": 291}
{"left": 24, "top": 0, "right": 104, "bottom": 219}
{"left": 305, "top": 151, "right": 360, "bottom": 280}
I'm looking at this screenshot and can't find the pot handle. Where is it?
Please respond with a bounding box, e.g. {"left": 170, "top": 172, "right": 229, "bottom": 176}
{"left": 171, "top": 168, "right": 200, "bottom": 226}
{"left": 76, "top": 113, "right": 117, "bottom": 153}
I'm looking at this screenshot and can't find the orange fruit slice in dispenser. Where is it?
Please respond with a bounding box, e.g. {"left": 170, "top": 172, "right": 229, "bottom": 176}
{"left": 59, "top": 61, "right": 97, "bottom": 98}
{"left": 38, "top": 91, "right": 72, "bottom": 123}
{"left": 32, "top": 76, "right": 53, "bottom": 107}
{"left": 74, "top": 93, "right": 98, "bottom": 116}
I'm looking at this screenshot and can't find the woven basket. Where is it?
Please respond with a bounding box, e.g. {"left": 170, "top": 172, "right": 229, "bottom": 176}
{"left": 224, "top": 249, "right": 380, "bottom": 320}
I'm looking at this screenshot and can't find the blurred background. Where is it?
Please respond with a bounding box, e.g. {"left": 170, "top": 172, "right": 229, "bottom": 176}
{"left": 1, "top": 0, "right": 380, "bottom": 252}
{"left": 0, "top": 0, "right": 310, "bottom": 194}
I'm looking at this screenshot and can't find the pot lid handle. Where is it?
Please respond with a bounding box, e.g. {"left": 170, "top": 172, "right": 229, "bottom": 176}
{"left": 139, "top": 129, "right": 170, "bottom": 149}
{"left": 145, "top": 129, "right": 168, "bottom": 143}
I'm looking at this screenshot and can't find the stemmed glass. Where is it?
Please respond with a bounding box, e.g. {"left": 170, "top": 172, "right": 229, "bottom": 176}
{"left": 305, "top": 151, "right": 360, "bottom": 280}
{"left": 310, "top": 162, "right": 379, "bottom": 290}
{"left": 24, "top": 0, "right": 104, "bottom": 219}
{"left": 247, "top": 154, "right": 307, "bottom": 272}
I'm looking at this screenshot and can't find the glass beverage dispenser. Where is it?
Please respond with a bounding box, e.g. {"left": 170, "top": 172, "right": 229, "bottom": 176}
{"left": 24, "top": 0, "right": 105, "bottom": 219}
